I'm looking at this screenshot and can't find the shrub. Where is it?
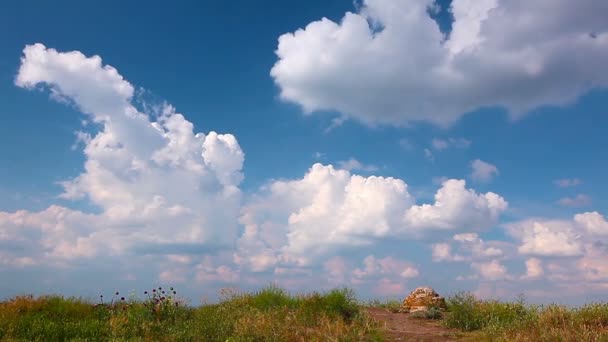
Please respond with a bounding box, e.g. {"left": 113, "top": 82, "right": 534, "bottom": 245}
{"left": 411, "top": 306, "right": 443, "bottom": 320}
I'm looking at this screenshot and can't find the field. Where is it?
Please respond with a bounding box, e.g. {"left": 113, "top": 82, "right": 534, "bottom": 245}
{"left": 1, "top": 286, "right": 607, "bottom": 341}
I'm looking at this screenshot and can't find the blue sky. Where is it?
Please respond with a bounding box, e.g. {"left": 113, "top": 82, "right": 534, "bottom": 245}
{"left": 1, "top": 0, "right": 607, "bottom": 304}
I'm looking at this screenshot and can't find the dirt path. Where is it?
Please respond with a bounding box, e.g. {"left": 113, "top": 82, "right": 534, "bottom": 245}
{"left": 366, "top": 307, "right": 463, "bottom": 341}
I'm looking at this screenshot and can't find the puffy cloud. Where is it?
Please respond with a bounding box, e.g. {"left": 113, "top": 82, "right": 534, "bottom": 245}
{"left": 404, "top": 179, "right": 507, "bottom": 232}
{"left": 6, "top": 44, "right": 244, "bottom": 266}
{"left": 505, "top": 210, "right": 608, "bottom": 289}
{"left": 431, "top": 243, "right": 464, "bottom": 262}
{"left": 558, "top": 194, "right": 592, "bottom": 207}
{"left": 271, "top": 0, "right": 608, "bottom": 127}
{"left": 519, "top": 222, "right": 582, "bottom": 257}
{"left": 236, "top": 164, "right": 414, "bottom": 266}
{"left": 554, "top": 178, "right": 582, "bottom": 188}
{"left": 336, "top": 158, "right": 379, "bottom": 172}
{"left": 432, "top": 232, "right": 505, "bottom": 262}
{"left": 522, "top": 258, "right": 544, "bottom": 279}
{"left": 506, "top": 219, "right": 583, "bottom": 257}
{"left": 574, "top": 212, "right": 608, "bottom": 235}
{"left": 471, "top": 259, "right": 508, "bottom": 281}
{"left": 236, "top": 165, "right": 507, "bottom": 269}
{"left": 470, "top": 159, "right": 499, "bottom": 183}
{"left": 352, "top": 255, "right": 419, "bottom": 280}
{"left": 0, "top": 206, "right": 104, "bottom": 265}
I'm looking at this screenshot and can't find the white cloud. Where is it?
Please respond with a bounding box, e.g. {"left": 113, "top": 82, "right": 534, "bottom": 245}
{"left": 352, "top": 255, "right": 419, "bottom": 280}
{"left": 574, "top": 211, "right": 608, "bottom": 235}
{"left": 236, "top": 164, "right": 414, "bottom": 266}
{"left": 404, "top": 179, "right": 507, "bottom": 232}
{"left": 522, "top": 258, "right": 544, "bottom": 279}
{"left": 558, "top": 194, "right": 592, "bottom": 207}
{"left": 336, "top": 158, "right": 379, "bottom": 172}
{"left": 236, "top": 165, "right": 507, "bottom": 269}
{"left": 470, "top": 159, "right": 499, "bottom": 183}
{"left": 271, "top": 0, "right": 608, "bottom": 127}
{"left": 432, "top": 232, "right": 506, "bottom": 263}
{"left": 431, "top": 243, "right": 466, "bottom": 262}
{"left": 554, "top": 178, "right": 582, "bottom": 188}
{"left": 506, "top": 219, "right": 583, "bottom": 257}
{"left": 506, "top": 211, "right": 608, "bottom": 285}
{"left": 5, "top": 44, "right": 244, "bottom": 266}
{"left": 471, "top": 259, "right": 508, "bottom": 281}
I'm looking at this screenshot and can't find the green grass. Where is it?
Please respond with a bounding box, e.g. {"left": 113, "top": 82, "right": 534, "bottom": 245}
{"left": 442, "top": 292, "right": 608, "bottom": 341}
{"left": 0, "top": 286, "right": 382, "bottom": 342}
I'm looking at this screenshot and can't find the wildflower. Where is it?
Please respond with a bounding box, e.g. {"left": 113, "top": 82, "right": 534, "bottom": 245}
{"left": 115, "top": 291, "right": 119, "bottom": 295}
{"left": 158, "top": 287, "right": 162, "bottom": 290}
{"left": 153, "top": 289, "right": 156, "bottom": 293}
{"left": 173, "top": 291, "right": 176, "bottom": 295}
{"left": 121, "top": 297, "right": 125, "bottom": 301}
{"left": 144, "top": 291, "right": 148, "bottom": 295}
{"left": 170, "top": 287, "right": 174, "bottom": 291}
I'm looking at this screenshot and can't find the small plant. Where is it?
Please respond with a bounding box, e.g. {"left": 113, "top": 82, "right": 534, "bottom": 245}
{"left": 411, "top": 306, "right": 443, "bottom": 320}
{"left": 142, "top": 286, "right": 181, "bottom": 322}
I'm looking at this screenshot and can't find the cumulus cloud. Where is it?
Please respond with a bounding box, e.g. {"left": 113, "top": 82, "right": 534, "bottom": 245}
{"left": 470, "top": 159, "right": 499, "bottom": 183}
{"left": 557, "top": 194, "right": 592, "bottom": 207}
{"left": 4, "top": 44, "right": 244, "bottom": 269}
{"left": 522, "top": 258, "right": 544, "bottom": 279}
{"left": 519, "top": 222, "right": 582, "bottom": 257}
{"left": 503, "top": 210, "right": 608, "bottom": 292}
{"left": 506, "top": 218, "right": 586, "bottom": 257}
{"left": 404, "top": 179, "right": 507, "bottom": 232}
{"left": 352, "top": 255, "right": 419, "bottom": 280}
{"left": 271, "top": 0, "right": 608, "bottom": 127}
{"left": 236, "top": 164, "right": 507, "bottom": 269}
{"left": 431, "top": 232, "right": 506, "bottom": 262}
{"left": 574, "top": 211, "right": 608, "bottom": 235}
{"left": 471, "top": 259, "right": 508, "bottom": 281}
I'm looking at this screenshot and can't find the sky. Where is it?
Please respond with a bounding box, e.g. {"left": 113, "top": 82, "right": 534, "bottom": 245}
{"left": 0, "top": 0, "right": 607, "bottom": 305}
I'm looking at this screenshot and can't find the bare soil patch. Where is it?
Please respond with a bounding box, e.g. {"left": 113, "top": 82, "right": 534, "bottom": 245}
{"left": 366, "top": 307, "right": 463, "bottom": 341}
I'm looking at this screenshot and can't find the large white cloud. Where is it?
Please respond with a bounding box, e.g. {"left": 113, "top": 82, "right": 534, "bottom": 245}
{"left": 271, "top": 0, "right": 608, "bottom": 126}
{"left": 404, "top": 179, "right": 507, "bottom": 232}
{"left": 4, "top": 44, "right": 245, "bottom": 266}
{"left": 236, "top": 164, "right": 507, "bottom": 270}
{"left": 506, "top": 212, "right": 608, "bottom": 258}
